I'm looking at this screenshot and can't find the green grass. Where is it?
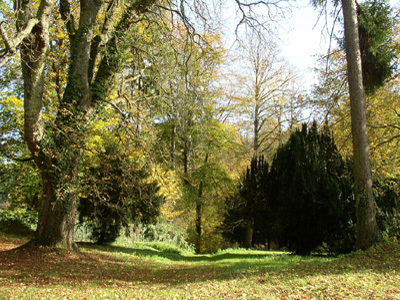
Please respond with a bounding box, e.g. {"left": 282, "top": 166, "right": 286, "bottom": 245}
{"left": 1, "top": 233, "right": 400, "bottom": 299}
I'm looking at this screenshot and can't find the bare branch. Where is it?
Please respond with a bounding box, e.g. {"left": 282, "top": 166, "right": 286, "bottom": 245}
{"left": 0, "top": 18, "right": 39, "bottom": 66}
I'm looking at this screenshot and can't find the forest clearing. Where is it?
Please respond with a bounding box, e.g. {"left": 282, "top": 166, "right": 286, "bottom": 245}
{"left": 1, "top": 234, "right": 400, "bottom": 299}
{"left": 1, "top": 0, "right": 400, "bottom": 297}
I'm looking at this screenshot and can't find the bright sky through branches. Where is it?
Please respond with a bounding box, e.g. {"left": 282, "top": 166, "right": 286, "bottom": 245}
{"left": 280, "top": 0, "right": 336, "bottom": 85}
{"left": 280, "top": 0, "right": 398, "bottom": 88}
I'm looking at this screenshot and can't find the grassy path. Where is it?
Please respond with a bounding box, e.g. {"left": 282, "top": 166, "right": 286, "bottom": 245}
{"left": 1, "top": 234, "right": 400, "bottom": 299}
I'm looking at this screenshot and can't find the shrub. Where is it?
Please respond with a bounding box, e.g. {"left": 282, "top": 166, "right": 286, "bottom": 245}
{"left": 78, "top": 144, "right": 163, "bottom": 245}
{"left": 0, "top": 209, "right": 37, "bottom": 236}
{"left": 125, "top": 219, "right": 194, "bottom": 253}
{"left": 374, "top": 178, "right": 400, "bottom": 241}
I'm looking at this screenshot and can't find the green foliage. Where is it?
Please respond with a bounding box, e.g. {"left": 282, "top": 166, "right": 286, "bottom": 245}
{"left": 336, "top": 0, "right": 398, "bottom": 94}
{"left": 358, "top": 0, "right": 398, "bottom": 94}
{"left": 373, "top": 178, "right": 400, "bottom": 241}
{"left": 0, "top": 209, "right": 37, "bottom": 236}
{"left": 0, "top": 96, "right": 25, "bottom": 159}
{"left": 0, "top": 162, "right": 41, "bottom": 210}
{"left": 78, "top": 142, "right": 163, "bottom": 245}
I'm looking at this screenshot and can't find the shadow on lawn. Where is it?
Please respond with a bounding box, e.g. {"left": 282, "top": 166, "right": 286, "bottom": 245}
{"left": 82, "top": 243, "right": 279, "bottom": 262}
{"left": 73, "top": 243, "right": 318, "bottom": 284}
{"left": 0, "top": 242, "right": 294, "bottom": 287}
{"left": 1, "top": 238, "right": 399, "bottom": 288}
{"left": 77, "top": 242, "right": 400, "bottom": 279}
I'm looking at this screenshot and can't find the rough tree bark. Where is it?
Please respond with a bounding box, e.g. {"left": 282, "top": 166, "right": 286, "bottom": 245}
{"left": 341, "top": 0, "right": 380, "bottom": 250}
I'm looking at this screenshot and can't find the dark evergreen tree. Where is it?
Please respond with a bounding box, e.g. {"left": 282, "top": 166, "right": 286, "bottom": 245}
{"left": 223, "top": 123, "right": 356, "bottom": 254}
{"left": 222, "top": 156, "right": 269, "bottom": 248}
{"left": 337, "top": 0, "right": 398, "bottom": 94}
{"left": 358, "top": 0, "right": 397, "bottom": 94}
{"left": 269, "top": 122, "right": 355, "bottom": 254}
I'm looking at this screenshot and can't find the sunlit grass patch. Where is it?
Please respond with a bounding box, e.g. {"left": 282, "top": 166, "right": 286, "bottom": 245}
{"left": 1, "top": 234, "right": 400, "bottom": 299}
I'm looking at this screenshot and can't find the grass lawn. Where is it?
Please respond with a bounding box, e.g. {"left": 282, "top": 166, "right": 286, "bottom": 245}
{"left": 1, "top": 233, "right": 400, "bottom": 299}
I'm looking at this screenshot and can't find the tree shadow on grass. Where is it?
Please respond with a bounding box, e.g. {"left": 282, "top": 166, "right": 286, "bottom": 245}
{"left": 1, "top": 239, "right": 399, "bottom": 290}
{"left": 83, "top": 243, "right": 281, "bottom": 262}
{"left": 0, "top": 241, "right": 318, "bottom": 287}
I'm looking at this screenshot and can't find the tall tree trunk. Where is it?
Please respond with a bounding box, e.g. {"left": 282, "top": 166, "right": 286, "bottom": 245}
{"left": 171, "top": 123, "right": 176, "bottom": 170}
{"left": 244, "top": 217, "right": 254, "bottom": 249}
{"left": 195, "top": 201, "right": 202, "bottom": 254}
{"left": 254, "top": 103, "right": 260, "bottom": 157}
{"left": 195, "top": 153, "right": 209, "bottom": 254}
{"left": 341, "top": 0, "right": 380, "bottom": 250}
{"left": 253, "top": 79, "right": 261, "bottom": 157}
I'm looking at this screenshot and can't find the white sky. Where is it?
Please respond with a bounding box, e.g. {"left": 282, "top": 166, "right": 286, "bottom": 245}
{"left": 221, "top": 0, "right": 337, "bottom": 89}
{"left": 280, "top": 1, "right": 334, "bottom": 80}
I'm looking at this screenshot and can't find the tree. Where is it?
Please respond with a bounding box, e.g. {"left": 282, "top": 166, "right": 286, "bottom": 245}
{"left": 341, "top": 0, "right": 380, "bottom": 249}
{"left": 231, "top": 34, "right": 305, "bottom": 247}
{"left": 222, "top": 155, "right": 270, "bottom": 249}
{"left": 269, "top": 122, "right": 355, "bottom": 254}
{"left": 235, "top": 35, "right": 300, "bottom": 159}
{"left": 134, "top": 24, "right": 240, "bottom": 253}
{"left": 0, "top": 0, "right": 159, "bottom": 249}
{"left": 224, "top": 123, "right": 355, "bottom": 254}
{"left": 79, "top": 141, "right": 162, "bottom": 245}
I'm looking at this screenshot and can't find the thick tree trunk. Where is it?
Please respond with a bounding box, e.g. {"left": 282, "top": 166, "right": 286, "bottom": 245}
{"left": 34, "top": 169, "right": 77, "bottom": 248}
{"left": 341, "top": 0, "right": 380, "bottom": 250}
{"left": 31, "top": 109, "right": 86, "bottom": 249}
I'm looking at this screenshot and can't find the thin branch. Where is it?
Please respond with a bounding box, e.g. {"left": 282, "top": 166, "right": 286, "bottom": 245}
{"left": 0, "top": 18, "right": 39, "bottom": 64}
{"left": 59, "top": 0, "right": 76, "bottom": 44}
{"left": 371, "top": 134, "right": 400, "bottom": 150}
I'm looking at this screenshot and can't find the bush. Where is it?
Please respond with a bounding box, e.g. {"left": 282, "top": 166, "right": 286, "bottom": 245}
{"left": 78, "top": 143, "right": 163, "bottom": 245}
{"left": 124, "top": 219, "right": 194, "bottom": 253}
{"left": 0, "top": 209, "right": 37, "bottom": 236}
{"left": 374, "top": 178, "right": 400, "bottom": 241}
